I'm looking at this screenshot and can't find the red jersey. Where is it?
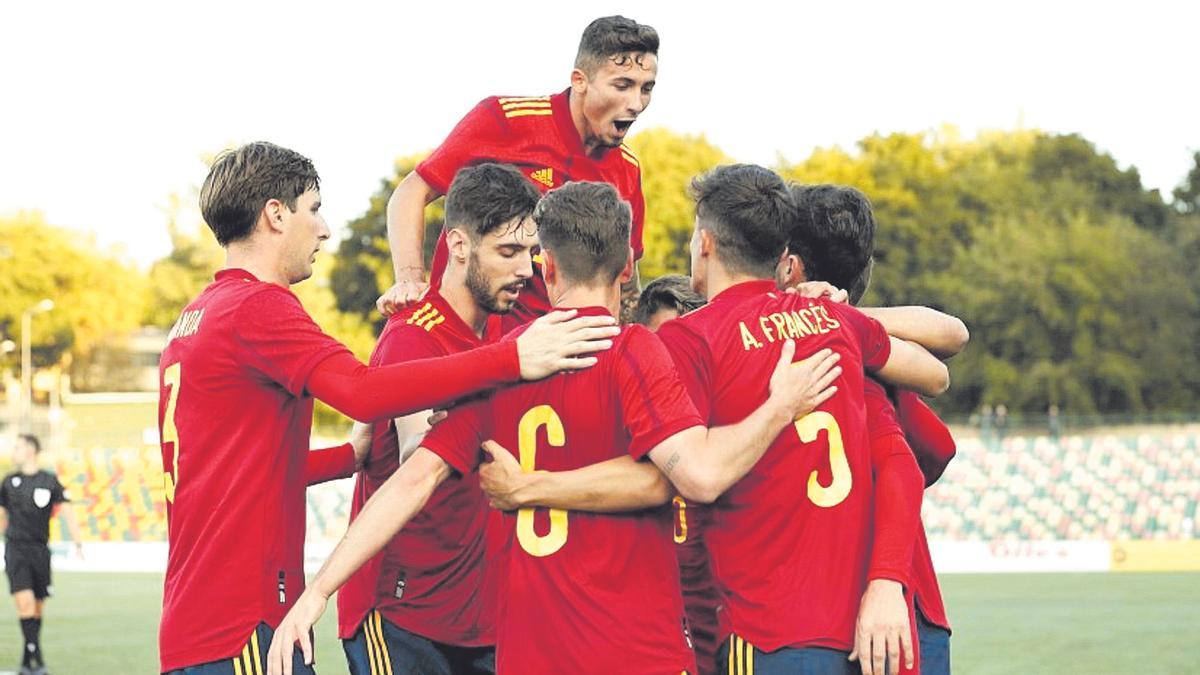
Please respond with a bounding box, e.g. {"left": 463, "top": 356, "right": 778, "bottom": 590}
{"left": 421, "top": 309, "right": 699, "bottom": 675}
{"left": 656, "top": 280, "right": 891, "bottom": 653}
{"left": 673, "top": 497, "right": 720, "bottom": 675}
{"left": 336, "top": 291, "right": 498, "bottom": 645}
{"left": 416, "top": 90, "right": 646, "bottom": 324}
{"left": 157, "top": 269, "right": 351, "bottom": 671}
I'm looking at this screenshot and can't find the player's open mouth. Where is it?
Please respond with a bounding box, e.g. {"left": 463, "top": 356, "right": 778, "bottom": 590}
{"left": 614, "top": 119, "right": 634, "bottom": 133}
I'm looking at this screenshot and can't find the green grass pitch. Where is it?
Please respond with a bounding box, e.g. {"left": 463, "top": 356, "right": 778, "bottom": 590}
{"left": 0, "top": 572, "right": 1195, "bottom": 674}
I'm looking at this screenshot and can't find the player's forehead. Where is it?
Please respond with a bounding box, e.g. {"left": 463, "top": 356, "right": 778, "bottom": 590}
{"left": 594, "top": 51, "right": 658, "bottom": 83}
{"left": 484, "top": 215, "right": 539, "bottom": 248}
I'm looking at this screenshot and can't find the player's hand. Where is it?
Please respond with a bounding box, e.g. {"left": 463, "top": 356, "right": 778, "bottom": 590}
{"left": 479, "top": 440, "right": 532, "bottom": 510}
{"left": 767, "top": 341, "right": 841, "bottom": 420}
{"left": 349, "top": 421, "right": 372, "bottom": 470}
{"left": 376, "top": 276, "right": 429, "bottom": 317}
{"left": 515, "top": 309, "right": 619, "bottom": 380}
{"left": 787, "top": 281, "right": 849, "bottom": 303}
{"left": 266, "top": 588, "right": 328, "bottom": 675}
{"left": 849, "top": 579, "right": 914, "bottom": 675}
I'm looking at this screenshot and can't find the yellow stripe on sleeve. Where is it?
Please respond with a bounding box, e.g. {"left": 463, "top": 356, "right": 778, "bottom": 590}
{"left": 501, "top": 101, "right": 552, "bottom": 111}
{"left": 506, "top": 109, "right": 554, "bottom": 118}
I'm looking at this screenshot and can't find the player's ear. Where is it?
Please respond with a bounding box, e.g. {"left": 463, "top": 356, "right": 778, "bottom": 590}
{"left": 262, "top": 198, "right": 287, "bottom": 235}
{"left": 779, "top": 252, "right": 806, "bottom": 287}
{"left": 570, "top": 68, "right": 589, "bottom": 95}
{"left": 699, "top": 228, "right": 716, "bottom": 258}
{"left": 617, "top": 247, "right": 634, "bottom": 284}
{"left": 446, "top": 227, "right": 469, "bottom": 263}
{"left": 541, "top": 248, "right": 559, "bottom": 286}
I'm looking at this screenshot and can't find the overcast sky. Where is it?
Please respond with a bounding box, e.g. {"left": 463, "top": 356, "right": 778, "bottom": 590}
{"left": 2, "top": 0, "right": 1196, "bottom": 267}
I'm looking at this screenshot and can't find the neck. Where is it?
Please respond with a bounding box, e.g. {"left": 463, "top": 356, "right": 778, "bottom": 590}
{"left": 549, "top": 279, "right": 621, "bottom": 316}
{"left": 704, "top": 262, "right": 763, "bottom": 299}
{"left": 567, "top": 90, "right": 606, "bottom": 159}
{"left": 19, "top": 459, "right": 38, "bottom": 475}
{"left": 225, "top": 244, "right": 288, "bottom": 287}
{"left": 439, "top": 269, "right": 489, "bottom": 337}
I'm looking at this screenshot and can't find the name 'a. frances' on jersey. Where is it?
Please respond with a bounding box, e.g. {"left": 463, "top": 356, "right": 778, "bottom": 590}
{"left": 736, "top": 302, "right": 843, "bottom": 351}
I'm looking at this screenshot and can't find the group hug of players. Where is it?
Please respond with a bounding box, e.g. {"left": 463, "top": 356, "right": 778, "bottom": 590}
{"left": 156, "top": 15, "right": 969, "bottom": 675}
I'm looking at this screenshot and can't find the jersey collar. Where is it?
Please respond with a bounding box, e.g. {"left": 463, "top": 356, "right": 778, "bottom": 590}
{"left": 710, "top": 279, "right": 779, "bottom": 304}
{"left": 552, "top": 88, "right": 594, "bottom": 159}
{"left": 215, "top": 268, "right": 259, "bottom": 283}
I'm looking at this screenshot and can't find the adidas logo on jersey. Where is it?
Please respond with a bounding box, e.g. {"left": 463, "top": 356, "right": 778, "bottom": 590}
{"left": 407, "top": 302, "right": 446, "bottom": 332}
{"left": 530, "top": 168, "right": 555, "bottom": 188}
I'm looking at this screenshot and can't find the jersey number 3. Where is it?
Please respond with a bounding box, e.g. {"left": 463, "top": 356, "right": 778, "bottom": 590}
{"left": 516, "top": 405, "right": 568, "bottom": 557}
{"left": 795, "top": 411, "right": 852, "bottom": 507}
{"left": 161, "top": 362, "right": 182, "bottom": 504}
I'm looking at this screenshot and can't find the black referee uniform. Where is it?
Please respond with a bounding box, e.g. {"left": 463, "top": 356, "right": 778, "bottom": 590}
{"left": 1, "top": 470, "right": 68, "bottom": 600}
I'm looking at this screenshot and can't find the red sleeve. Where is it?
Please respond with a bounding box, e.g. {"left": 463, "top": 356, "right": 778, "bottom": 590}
{"left": 306, "top": 342, "right": 520, "bottom": 423}
{"left": 415, "top": 98, "right": 507, "bottom": 195}
{"left": 896, "top": 391, "right": 957, "bottom": 487}
{"left": 826, "top": 301, "right": 891, "bottom": 371}
{"left": 420, "top": 397, "right": 489, "bottom": 476}
{"left": 864, "top": 377, "right": 903, "bottom": 440}
{"left": 235, "top": 287, "right": 354, "bottom": 397}
{"left": 656, "top": 319, "right": 715, "bottom": 420}
{"left": 306, "top": 443, "right": 355, "bottom": 485}
{"left": 867, "top": 434, "right": 924, "bottom": 586}
{"left": 616, "top": 328, "right": 705, "bottom": 459}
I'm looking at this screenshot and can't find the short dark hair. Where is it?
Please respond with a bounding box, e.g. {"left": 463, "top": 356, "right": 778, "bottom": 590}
{"left": 444, "top": 163, "right": 541, "bottom": 242}
{"left": 575, "top": 16, "right": 659, "bottom": 76}
{"left": 534, "top": 181, "right": 631, "bottom": 285}
{"left": 690, "top": 164, "right": 794, "bottom": 278}
{"left": 634, "top": 274, "right": 706, "bottom": 325}
{"left": 18, "top": 434, "right": 40, "bottom": 453}
{"left": 199, "top": 142, "right": 320, "bottom": 246}
{"left": 788, "top": 184, "right": 877, "bottom": 304}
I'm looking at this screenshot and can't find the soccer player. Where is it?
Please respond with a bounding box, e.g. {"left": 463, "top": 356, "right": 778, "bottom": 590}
{"left": 633, "top": 274, "right": 706, "bottom": 329}
{"left": 779, "top": 184, "right": 963, "bottom": 675}
{"left": 654, "top": 165, "right": 949, "bottom": 675}
{"left": 1, "top": 434, "right": 82, "bottom": 675}
{"left": 158, "top": 142, "right": 618, "bottom": 675}
{"left": 336, "top": 163, "right": 544, "bottom": 675}
{"left": 377, "top": 15, "right": 659, "bottom": 323}
{"left": 267, "top": 180, "right": 845, "bottom": 675}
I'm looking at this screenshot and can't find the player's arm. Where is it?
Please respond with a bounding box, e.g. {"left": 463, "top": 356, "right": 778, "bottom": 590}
{"left": 305, "top": 310, "right": 618, "bottom": 422}
{"left": 858, "top": 306, "right": 969, "bottom": 360}
{"left": 852, "top": 432, "right": 924, "bottom": 675}
{"left": 478, "top": 446, "right": 671, "bottom": 512}
{"left": 649, "top": 342, "right": 843, "bottom": 504}
{"left": 378, "top": 171, "right": 442, "bottom": 315}
{"left": 874, "top": 337, "right": 950, "bottom": 398}
{"left": 0, "top": 506, "right": 7, "bottom": 536}
{"left": 304, "top": 420, "right": 374, "bottom": 485}
{"left": 897, "top": 391, "right": 957, "bottom": 486}
{"left": 268, "top": 447, "right": 453, "bottom": 675}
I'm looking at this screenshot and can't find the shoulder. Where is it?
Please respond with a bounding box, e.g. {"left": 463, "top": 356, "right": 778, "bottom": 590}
{"left": 618, "top": 143, "right": 641, "bottom": 173}
{"left": 492, "top": 94, "right": 554, "bottom": 122}
{"left": 374, "top": 307, "right": 450, "bottom": 357}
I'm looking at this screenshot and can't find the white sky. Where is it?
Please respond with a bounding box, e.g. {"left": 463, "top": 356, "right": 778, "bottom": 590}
{"left": 2, "top": 0, "right": 1196, "bottom": 268}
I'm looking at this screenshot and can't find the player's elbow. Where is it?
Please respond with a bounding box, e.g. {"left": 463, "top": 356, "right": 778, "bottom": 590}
{"left": 671, "top": 468, "right": 724, "bottom": 505}
{"left": 918, "top": 363, "right": 950, "bottom": 398}
{"left": 643, "top": 470, "right": 674, "bottom": 507}
{"left": 941, "top": 317, "right": 970, "bottom": 358}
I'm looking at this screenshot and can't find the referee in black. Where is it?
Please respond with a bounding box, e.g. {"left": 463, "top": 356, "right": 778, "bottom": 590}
{"left": 1, "top": 434, "right": 82, "bottom": 675}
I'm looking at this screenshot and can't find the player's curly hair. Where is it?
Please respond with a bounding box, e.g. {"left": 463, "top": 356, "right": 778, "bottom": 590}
{"left": 787, "top": 184, "right": 877, "bottom": 304}
{"left": 690, "top": 164, "right": 795, "bottom": 278}
{"left": 199, "top": 142, "right": 320, "bottom": 246}
{"left": 445, "top": 163, "right": 541, "bottom": 242}
{"left": 575, "top": 16, "right": 659, "bottom": 76}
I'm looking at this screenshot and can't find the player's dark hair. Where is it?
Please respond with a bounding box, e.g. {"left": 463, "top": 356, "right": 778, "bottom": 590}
{"left": 634, "top": 275, "right": 705, "bottom": 326}
{"left": 445, "top": 163, "right": 541, "bottom": 242}
{"left": 199, "top": 142, "right": 320, "bottom": 246}
{"left": 575, "top": 16, "right": 659, "bottom": 76}
{"left": 18, "top": 434, "right": 41, "bottom": 454}
{"left": 690, "top": 164, "right": 795, "bottom": 279}
{"left": 788, "top": 184, "right": 877, "bottom": 304}
{"left": 534, "top": 181, "right": 631, "bottom": 285}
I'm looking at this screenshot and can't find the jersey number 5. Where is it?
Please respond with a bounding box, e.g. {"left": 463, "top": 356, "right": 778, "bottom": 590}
{"left": 516, "top": 405, "right": 568, "bottom": 557}
{"left": 161, "top": 362, "right": 182, "bottom": 504}
{"left": 795, "top": 411, "right": 851, "bottom": 507}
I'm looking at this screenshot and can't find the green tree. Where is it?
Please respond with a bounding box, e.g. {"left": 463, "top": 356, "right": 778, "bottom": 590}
{"left": 143, "top": 191, "right": 224, "bottom": 327}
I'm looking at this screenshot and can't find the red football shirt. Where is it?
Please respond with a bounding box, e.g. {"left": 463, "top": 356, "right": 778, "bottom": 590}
{"left": 336, "top": 291, "right": 498, "bottom": 645}
{"left": 421, "top": 309, "right": 700, "bottom": 675}
{"left": 416, "top": 90, "right": 646, "bottom": 324}
{"left": 673, "top": 497, "right": 720, "bottom": 675}
{"left": 656, "top": 280, "right": 891, "bottom": 653}
{"left": 157, "top": 269, "right": 352, "bottom": 671}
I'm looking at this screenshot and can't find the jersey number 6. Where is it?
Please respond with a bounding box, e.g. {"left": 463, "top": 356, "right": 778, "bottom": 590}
{"left": 516, "top": 405, "right": 568, "bottom": 557}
